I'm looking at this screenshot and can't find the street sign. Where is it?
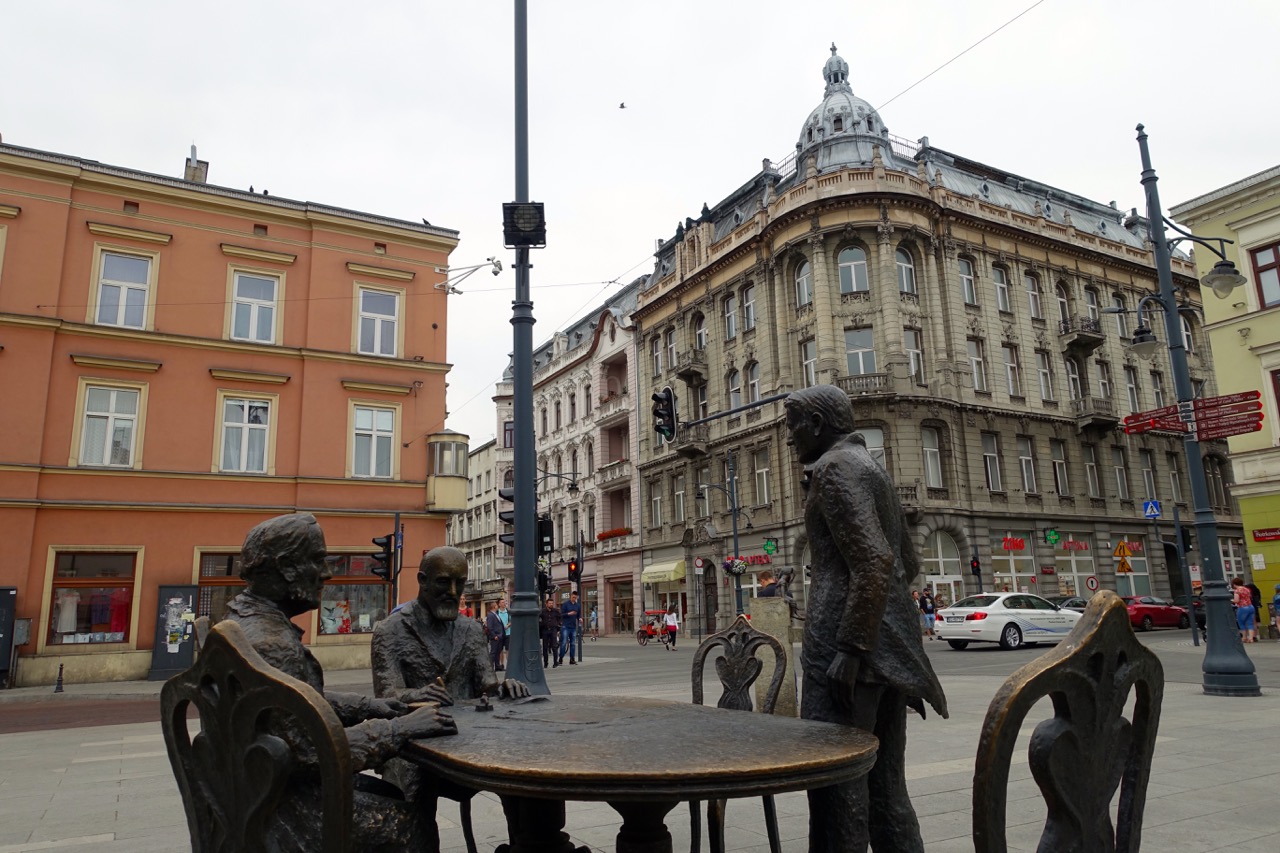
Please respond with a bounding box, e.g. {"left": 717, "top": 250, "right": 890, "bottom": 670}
{"left": 1085, "top": 575, "right": 1099, "bottom": 591}
{"left": 1124, "top": 403, "right": 1180, "bottom": 422}
{"left": 1116, "top": 556, "right": 1133, "bottom": 573}
{"left": 1143, "top": 500, "right": 1161, "bottom": 519}
{"left": 1195, "top": 400, "right": 1262, "bottom": 419}
{"left": 1113, "top": 541, "right": 1132, "bottom": 558}
{"left": 1195, "top": 411, "right": 1263, "bottom": 430}
{"left": 1193, "top": 389, "right": 1261, "bottom": 409}
{"left": 1197, "top": 421, "right": 1264, "bottom": 441}
{"left": 1124, "top": 417, "right": 1187, "bottom": 435}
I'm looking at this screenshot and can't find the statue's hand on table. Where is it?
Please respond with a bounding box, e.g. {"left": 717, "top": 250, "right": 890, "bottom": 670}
{"left": 827, "top": 651, "right": 862, "bottom": 718}
{"left": 401, "top": 681, "right": 455, "bottom": 707}
{"left": 395, "top": 705, "right": 458, "bottom": 740}
{"left": 497, "top": 679, "right": 531, "bottom": 699}
{"left": 365, "top": 697, "right": 412, "bottom": 719}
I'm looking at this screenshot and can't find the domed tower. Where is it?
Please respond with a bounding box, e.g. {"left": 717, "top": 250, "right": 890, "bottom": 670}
{"left": 795, "top": 44, "right": 893, "bottom": 173}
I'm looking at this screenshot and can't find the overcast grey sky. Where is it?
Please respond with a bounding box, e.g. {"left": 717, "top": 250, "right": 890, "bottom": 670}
{"left": 3, "top": 1, "right": 1277, "bottom": 445}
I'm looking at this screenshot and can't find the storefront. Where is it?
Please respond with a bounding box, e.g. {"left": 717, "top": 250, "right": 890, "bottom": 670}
{"left": 1053, "top": 533, "right": 1096, "bottom": 597}
{"left": 991, "top": 531, "right": 1037, "bottom": 594}
{"left": 1109, "top": 534, "right": 1152, "bottom": 597}
{"left": 920, "top": 530, "right": 967, "bottom": 605}
{"left": 640, "top": 560, "right": 685, "bottom": 614}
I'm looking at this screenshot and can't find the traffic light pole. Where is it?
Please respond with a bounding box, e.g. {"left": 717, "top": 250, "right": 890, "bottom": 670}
{"left": 576, "top": 534, "right": 585, "bottom": 662}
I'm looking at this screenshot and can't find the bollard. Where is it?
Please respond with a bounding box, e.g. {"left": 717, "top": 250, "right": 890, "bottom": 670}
{"left": 53, "top": 663, "right": 64, "bottom": 693}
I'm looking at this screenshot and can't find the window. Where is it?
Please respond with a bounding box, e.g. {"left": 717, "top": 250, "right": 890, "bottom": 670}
{"left": 904, "top": 329, "right": 924, "bottom": 384}
{"left": 694, "top": 315, "right": 708, "bottom": 350}
{"left": 357, "top": 287, "right": 399, "bottom": 357}
{"left": 968, "top": 339, "right": 988, "bottom": 392}
{"left": 352, "top": 405, "right": 395, "bottom": 478}
{"left": 651, "top": 337, "right": 662, "bottom": 375}
{"left": 1167, "top": 452, "right": 1183, "bottom": 502}
{"left": 1084, "top": 288, "right": 1100, "bottom": 321}
{"left": 1251, "top": 243, "right": 1280, "bottom": 308}
{"left": 742, "top": 285, "right": 756, "bottom": 330}
{"left": 432, "top": 442, "right": 467, "bottom": 478}
{"left": 896, "top": 248, "right": 916, "bottom": 294}
{"left": 795, "top": 261, "right": 813, "bottom": 307}
{"left": 696, "top": 384, "right": 708, "bottom": 419}
{"left": 1180, "top": 315, "right": 1195, "bottom": 354}
{"left": 503, "top": 420, "right": 515, "bottom": 448}
{"left": 78, "top": 383, "right": 144, "bottom": 468}
{"left": 1124, "top": 366, "right": 1140, "bottom": 412}
{"left": 540, "top": 407, "right": 548, "bottom": 437}
{"left": 554, "top": 401, "right": 562, "bottom": 430}
{"left": 1050, "top": 440, "right": 1070, "bottom": 495}
{"left": 993, "top": 266, "right": 1011, "bottom": 312}
{"left": 695, "top": 466, "right": 710, "bottom": 516}
{"left": 1112, "top": 294, "right": 1129, "bottom": 337}
{"left": 1002, "top": 344, "right": 1021, "bottom": 396}
{"left": 649, "top": 481, "right": 663, "bottom": 527}
{"left": 922, "top": 426, "right": 943, "bottom": 488}
{"left": 1083, "top": 445, "right": 1101, "bottom": 498}
{"left": 1096, "top": 361, "right": 1112, "bottom": 399}
{"left": 319, "top": 555, "right": 388, "bottom": 636}
{"left": 1055, "top": 283, "right": 1070, "bottom": 323}
{"left": 230, "top": 271, "right": 280, "bottom": 344}
{"left": 1017, "top": 436, "right": 1037, "bottom": 493}
{"left": 746, "top": 362, "right": 761, "bottom": 403}
{"left": 960, "top": 258, "right": 977, "bottom": 305}
{"left": 570, "top": 450, "right": 578, "bottom": 478}
{"left": 801, "top": 339, "right": 817, "bottom": 387}
{"left": 197, "top": 552, "right": 246, "bottom": 623}
{"left": 569, "top": 394, "right": 576, "bottom": 423}
{"left": 673, "top": 474, "right": 685, "bottom": 522}
{"left": 1205, "top": 456, "right": 1228, "bottom": 509}
{"left": 665, "top": 328, "right": 677, "bottom": 368}
{"left": 585, "top": 441, "right": 594, "bottom": 475}
{"left": 845, "top": 327, "right": 877, "bottom": 375}
{"left": 583, "top": 384, "right": 592, "bottom": 414}
{"left": 49, "top": 552, "right": 137, "bottom": 645}
{"left": 856, "top": 427, "right": 886, "bottom": 468}
{"left": 753, "top": 448, "right": 771, "bottom": 505}
{"left": 1140, "top": 449, "right": 1157, "bottom": 500}
{"left": 1151, "top": 372, "right": 1166, "bottom": 408}
{"left": 1111, "top": 446, "right": 1129, "bottom": 500}
{"left": 981, "top": 433, "right": 1003, "bottom": 492}
{"left": 725, "top": 295, "right": 738, "bottom": 339}
{"left": 1065, "top": 357, "right": 1083, "bottom": 400}
{"left": 1025, "top": 273, "right": 1043, "bottom": 319}
{"left": 94, "top": 250, "right": 152, "bottom": 329}
{"left": 727, "top": 369, "right": 742, "bottom": 409}
{"left": 219, "top": 395, "right": 271, "bottom": 473}
{"left": 838, "top": 247, "right": 869, "bottom": 293}
{"left": 1036, "top": 351, "right": 1055, "bottom": 401}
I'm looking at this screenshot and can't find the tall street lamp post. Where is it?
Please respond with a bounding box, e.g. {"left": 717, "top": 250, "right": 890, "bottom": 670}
{"left": 1134, "top": 124, "right": 1258, "bottom": 697}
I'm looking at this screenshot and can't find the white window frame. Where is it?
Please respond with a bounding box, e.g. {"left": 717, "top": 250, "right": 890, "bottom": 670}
{"left": 1066, "top": 357, "right": 1083, "bottom": 400}
{"left": 673, "top": 474, "right": 685, "bottom": 523}
{"left": 350, "top": 402, "right": 399, "bottom": 479}
{"left": 697, "top": 384, "right": 708, "bottom": 419}
{"left": 1111, "top": 446, "right": 1130, "bottom": 500}
{"left": 896, "top": 248, "right": 917, "bottom": 295}
{"left": 856, "top": 428, "right": 886, "bottom": 469}
{"left": 801, "top": 339, "right": 817, "bottom": 387}
{"left": 1181, "top": 315, "right": 1196, "bottom": 353}
{"left": 904, "top": 328, "right": 925, "bottom": 384}
{"left": 727, "top": 370, "right": 742, "bottom": 409}
{"left": 1140, "top": 449, "right": 1157, "bottom": 500}
{"left": 695, "top": 466, "right": 710, "bottom": 516}
{"left": 355, "top": 285, "right": 402, "bottom": 358}
{"left": 1085, "top": 288, "right": 1100, "bottom": 321}
{"left": 746, "top": 362, "right": 761, "bottom": 403}
{"left": 650, "top": 482, "right": 663, "bottom": 527}
{"left": 1096, "top": 361, "right": 1112, "bottom": 399}
{"left": 1084, "top": 445, "right": 1101, "bottom": 498}
{"left": 742, "top": 285, "right": 756, "bottom": 331}
{"left": 1025, "top": 273, "right": 1043, "bottom": 318}
{"left": 665, "top": 328, "right": 676, "bottom": 368}
{"left": 694, "top": 315, "right": 708, "bottom": 350}
{"left": 228, "top": 268, "right": 282, "bottom": 345}
{"left": 1167, "top": 453, "right": 1183, "bottom": 503}
{"left": 75, "top": 381, "right": 145, "bottom": 468}
{"left": 1124, "top": 366, "right": 1140, "bottom": 412}
{"left": 795, "top": 261, "right": 813, "bottom": 307}
{"left": 91, "top": 246, "right": 158, "bottom": 330}
{"left": 982, "top": 432, "right": 1003, "bottom": 492}
{"left": 960, "top": 258, "right": 977, "bottom": 305}
{"left": 993, "top": 266, "right": 1012, "bottom": 312}
{"left": 1151, "top": 371, "right": 1166, "bottom": 408}
{"left": 1050, "top": 439, "right": 1070, "bottom": 496}
{"left": 1036, "top": 351, "right": 1055, "bottom": 401}
{"left": 753, "top": 448, "right": 770, "bottom": 505}
{"left": 969, "top": 339, "right": 988, "bottom": 392}
{"left": 1002, "top": 344, "right": 1021, "bottom": 396}
{"left": 1017, "top": 436, "right": 1037, "bottom": 493}
{"left": 845, "top": 328, "right": 877, "bottom": 376}
{"left": 1113, "top": 294, "right": 1129, "bottom": 337}
{"left": 838, "top": 247, "right": 869, "bottom": 293}
{"left": 651, "top": 337, "right": 663, "bottom": 376}
{"left": 217, "top": 392, "right": 277, "bottom": 474}
{"left": 922, "top": 426, "right": 943, "bottom": 489}
{"left": 725, "top": 295, "right": 738, "bottom": 339}
{"left": 1055, "top": 283, "right": 1070, "bottom": 323}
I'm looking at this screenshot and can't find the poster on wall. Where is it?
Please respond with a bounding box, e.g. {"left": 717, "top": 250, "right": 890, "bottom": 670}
{"left": 146, "top": 585, "right": 198, "bottom": 681}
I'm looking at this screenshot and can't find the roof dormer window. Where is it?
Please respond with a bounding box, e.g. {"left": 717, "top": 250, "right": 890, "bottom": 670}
{"left": 833, "top": 116, "right": 843, "bottom": 132}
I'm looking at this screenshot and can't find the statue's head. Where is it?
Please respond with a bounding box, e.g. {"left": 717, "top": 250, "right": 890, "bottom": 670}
{"left": 417, "top": 546, "right": 468, "bottom": 622}
{"left": 240, "top": 513, "right": 330, "bottom": 617}
{"left": 785, "top": 385, "right": 855, "bottom": 464}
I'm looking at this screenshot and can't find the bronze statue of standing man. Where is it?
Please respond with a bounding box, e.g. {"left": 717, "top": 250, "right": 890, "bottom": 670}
{"left": 786, "top": 385, "right": 947, "bottom": 853}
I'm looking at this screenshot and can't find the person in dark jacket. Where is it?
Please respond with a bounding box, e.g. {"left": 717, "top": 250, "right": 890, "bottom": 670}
{"left": 540, "top": 597, "right": 562, "bottom": 667}
{"left": 757, "top": 570, "right": 779, "bottom": 597}
{"left": 484, "top": 603, "right": 505, "bottom": 671}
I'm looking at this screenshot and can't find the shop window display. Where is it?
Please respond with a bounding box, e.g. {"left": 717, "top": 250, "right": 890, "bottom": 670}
{"left": 320, "top": 555, "right": 388, "bottom": 634}
{"left": 198, "top": 552, "right": 246, "bottom": 623}
{"left": 49, "top": 552, "right": 136, "bottom": 644}
{"left": 990, "top": 531, "right": 1036, "bottom": 594}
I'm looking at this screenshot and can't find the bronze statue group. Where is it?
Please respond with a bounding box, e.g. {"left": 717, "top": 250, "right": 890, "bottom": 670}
{"left": 218, "top": 384, "right": 944, "bottom": 852}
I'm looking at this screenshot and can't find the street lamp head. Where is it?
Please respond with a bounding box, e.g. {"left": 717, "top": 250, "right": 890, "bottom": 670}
{"left": 1202, "top": 258, "right": 1247, "bottom": 299}
{"left": 1127, "top": 324, "right": 1162, "bottom": 359}
{"left": 567, "top": 481, "right": 580, "bottom": 496}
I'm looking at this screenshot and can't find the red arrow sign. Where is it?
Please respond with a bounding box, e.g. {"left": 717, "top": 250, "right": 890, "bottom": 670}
{"left": 1125, "top": 404, "right": 1181, "bottom": 423}
{"left": 1194, "top": 400, "right": 1262, "bottom": 419}
{"left": 1197, "top": 421, "right": 1264, "bottom": 441}
{"left": 1196, "top": 412, "right": 1263, "bottom": 430}
{"left": 1194, "top": 390, "right": 1262, "bottom": 409}
{"left": 1124, "top": 417, "right": 1188, "bottom": 435}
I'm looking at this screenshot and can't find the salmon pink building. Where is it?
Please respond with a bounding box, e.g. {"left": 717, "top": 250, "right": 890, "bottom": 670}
{"left": 0, "top": 143, "right": 468, "bottom": 686}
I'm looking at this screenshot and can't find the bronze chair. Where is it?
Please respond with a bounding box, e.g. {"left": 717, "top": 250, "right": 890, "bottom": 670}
{"left": 160, "top": 618, "right": 353, "bottom": 853}
{"left": 973, "top": 590, "right": 1164, "bottom": 853}
{"left": 689, "top": 613, "right": 788, "bottom": 853}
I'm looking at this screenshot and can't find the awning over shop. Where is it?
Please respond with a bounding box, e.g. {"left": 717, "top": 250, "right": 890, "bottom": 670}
{"left": 641, "top": 560, "right": 685, "bottom": 584}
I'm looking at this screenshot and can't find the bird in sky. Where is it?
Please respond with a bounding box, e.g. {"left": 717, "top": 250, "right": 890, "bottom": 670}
{"left": 619, "top": 102, "right": 626, "bottom": 109}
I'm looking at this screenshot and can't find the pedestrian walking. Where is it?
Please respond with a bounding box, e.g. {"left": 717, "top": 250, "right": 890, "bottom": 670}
{"left": 663, "top": 603, "right": 680, "bottom": 650}
{"left": 558, "top": 590, "right": 581, "bottom": 665}
{"left": 497, "top": 599, "right": 511, "bottom": 668}
{"left": 540, "top": 597, "right": 562, "bottom": 668}
{"left": 485, "top": 603, "right": 505, "bottom": 671}
{"left": 920, "top": 589, "right": 937, "bottom": 639}
{"left": 1272, "top": 584, "right": 1280, "bottom": 640}
{"left": 1231, "top": 577, "right": 1257, "bottom": 643}
{"left": 589, "top": 606, "right": 599, "bottom": 640}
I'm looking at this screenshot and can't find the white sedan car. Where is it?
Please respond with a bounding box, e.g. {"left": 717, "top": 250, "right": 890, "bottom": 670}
{"left": 934, "top": 592, "right": 1081, "bottom": 650}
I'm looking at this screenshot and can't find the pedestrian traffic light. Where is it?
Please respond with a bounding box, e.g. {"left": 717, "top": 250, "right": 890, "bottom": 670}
{"left": 969, "top": 557, "right": 981, "bottom": 576}
{"left": 537, "top": 514, "right": 554, "bottom": 555}
{"left": 499, "top": 487, "right": 517, "bottom": 547}
{"left": 652, "top": 386, "right": 677, "bottom": 441}
{"left": 567, "top": 560, "right": 581, "bottom": 582}
{"left": 370, "top": 532, "right": 394, "bottom": 580}
{"left": 537, "top": 568, "right": 551, "bottom": 597}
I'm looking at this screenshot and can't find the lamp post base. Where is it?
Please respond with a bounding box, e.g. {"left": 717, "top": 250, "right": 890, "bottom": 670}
{"left": 1202, "top": 677, "right": 1262, "bottom": 698}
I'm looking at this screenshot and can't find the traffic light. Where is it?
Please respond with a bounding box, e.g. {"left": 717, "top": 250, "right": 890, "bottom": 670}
{"left": 537, "top": 568, "right": 551, "bottom": 597}
{"left": 969, "top": 557, "right": 981, "bottom": 576}
{"left": 537, "top": 515, "right": 554, "bottom": 555}
{"left": 567, "top": 560, "right": 581, "bottom": 582}
{"left": 1180, "top": 527, "right": 1195, "bottom": 554}
{"left": 370, "top": 532, "right": 394, "bottom": 580}
{"left": 652, "top": 386, "right": 677, "bottom": 441}
{"left": 499, "top": 487, "right": 516, "bottom": 547}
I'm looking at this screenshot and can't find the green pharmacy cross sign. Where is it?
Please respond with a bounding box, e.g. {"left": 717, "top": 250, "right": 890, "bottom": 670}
{"left": 1044, "top": 529, "right": 1061, "bottom": 546}
{"left": 762, "top": 538, "right": 778, "bottom": 555}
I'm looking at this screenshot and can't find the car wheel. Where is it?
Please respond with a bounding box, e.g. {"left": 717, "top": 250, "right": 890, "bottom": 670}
{"left": 636, "top": 630, "right": 649, "bottom": 646}
{"left": 1141, "top": 616, "right": 1154, "bottom": 632}
{"left": 947, "top": 640, "right": 969, "bottom": 650}
{"left": 1178, "top": 614, "right": 1190, "bottom": 629}
{"left": 999, "top": 624, "right": 1023, "bottom": 650}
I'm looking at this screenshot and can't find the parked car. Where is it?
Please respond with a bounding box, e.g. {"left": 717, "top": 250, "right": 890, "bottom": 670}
{"left": 935, "top": 592, "right": 1081, "bottom": 651}
{"left": 1170, "top": 594, "right": 1207, "bottom": 630}
{"left": 1048, "top": 596, "right": 1089, "bottom": 613}
{"left": 1122, "top": 596, "right": 1189, "bottom": 631}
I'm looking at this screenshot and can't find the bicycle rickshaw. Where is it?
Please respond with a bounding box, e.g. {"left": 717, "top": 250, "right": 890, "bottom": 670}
{"left": 635, "top": 610, "right": 670, "bottom": 646}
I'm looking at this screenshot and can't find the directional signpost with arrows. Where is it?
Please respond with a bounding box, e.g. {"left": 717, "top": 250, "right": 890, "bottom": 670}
{"left": 1123, "top": 389, "right": 1263, "bottom": 440}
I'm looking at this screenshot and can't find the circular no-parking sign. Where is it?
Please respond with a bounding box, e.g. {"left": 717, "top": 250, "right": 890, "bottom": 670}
{"left": 1085, "top": 575, "right": 1099, "bottom": 591}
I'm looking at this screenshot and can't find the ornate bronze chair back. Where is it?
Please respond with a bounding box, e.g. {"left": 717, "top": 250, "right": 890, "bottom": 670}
{"left": 688, "top": 613, "right": 788, "bottom": 853}
{"left": 160, "top": 617, "right": 354, "bottom": 853}
{"left": 973, "top": 590, "right": 1164, "bottom": 853}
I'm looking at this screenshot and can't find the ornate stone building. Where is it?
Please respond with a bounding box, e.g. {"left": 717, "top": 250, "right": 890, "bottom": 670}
{"left": 633, "top": 46, "right": 1242, "bottom": 633}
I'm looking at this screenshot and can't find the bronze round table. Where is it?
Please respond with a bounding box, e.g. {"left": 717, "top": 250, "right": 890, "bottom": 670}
{"left": 403, "top": 693, "right": 878, "bottom": 853}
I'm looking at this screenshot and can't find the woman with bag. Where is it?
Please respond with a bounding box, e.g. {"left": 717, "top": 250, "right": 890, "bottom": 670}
{"left": 663, "top": 603, "right": 680, "bottom": 650}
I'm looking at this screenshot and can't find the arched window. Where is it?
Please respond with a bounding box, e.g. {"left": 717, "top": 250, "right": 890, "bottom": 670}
{"left": 993, "top": 266, "right": 1011, "bottom": 312}
{"left": 746, "top": 362, "right": 761, "bottom": 403}
{"left": 959, "top": 258, "right": 977, "bottom": 305}
{"left": 922, "top": 426, "right": 943, "bottom": 489}
{"left": 570, "top": 450, "right": 578, "bottom": 477}
{"left": 503, "top": 468, "right": 514, "bottom": 488}
{"left": 1024, "top": 273, "right": 1042, "bottom": 318}
{"left": 1065, "top": 357, "right": 1083, "bottom": 400}
{"left": 554, "top": 453, "right": 562, "bottom": 477}
{"left": 693, "top": 314, "right": 707, "bottom": 350}
{"left": 1084, "top": 287, "right": 1100, "bottom": 321}
{"left": 583, "top": 383, "right": 592, "bottom": 414}
{"left": 896, "top": 249, "right": 916, "bottom": 294}
{"left": 1181, "top": 315, "right": 1196, "bottom": 353}
{"left": 540, "top": 407, "right": 548, "bottom": 436}
{"left": 727, "top": 370, "right": 742, "bottom": 408}
{"left": 554, "top": 401, "right": 562, "bottom": 430}
{"left": 585, "top": 441, "right": 594, "bottom": 475}
{"left": 1055, "top": 283, "right": 1071, "bottom": 324}
{"left": 724, "top": 295, "right": 738, "bottom": 340}
{"left": 920, "top": 530, "right": 962, "bottom": 577}
{"left": 569, "top": 393, "right": 576, "bottom": 422}
{"left": 795, "top": 261, "right": 813, "bottom": 307}
{"left": 742, "top": 285, "right": 756, "bottom": 331}
{"left": 854, "top": 426, "right": 886, "bottom": 468}
{"left": 1112, "top": 294, "right": 1129, "bottom": 337}
{"left": 838, "top": 247, "right": 868, "bottom": 293}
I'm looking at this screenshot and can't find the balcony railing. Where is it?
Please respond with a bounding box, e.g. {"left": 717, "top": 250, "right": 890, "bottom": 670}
{"left": 597, "top": 533, "right": 639, "bottom": 553}
{"left": 595, "top": 392, "right": 629, "bottom": 425}
{"left": 596, "top": 458, "right": 632, "bottom": 487}
{"left": 1068, "top": 395, "right": 1117, "bottom": 422}
{"left": 1058, "top": 315, "right": 1106, "bottom": 357}
{"left": 674, "top": 422, "right": 710, "bottom": 459}
{"left": 674, "top": 349, "right": 707, "bottom": 383}
{"left": 835, "top": 373, "right": 890, "bottom": 395}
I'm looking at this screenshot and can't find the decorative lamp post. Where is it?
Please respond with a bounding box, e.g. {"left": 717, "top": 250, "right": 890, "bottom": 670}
{"left": 1133, "top": 124, "right": 1257, "bottom": 696}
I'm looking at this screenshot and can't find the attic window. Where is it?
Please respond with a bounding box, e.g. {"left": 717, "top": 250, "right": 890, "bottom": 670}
{"left": 867, "top": 117, "right": 875, "bottom": 132}
{"left": 1043, "top": 203, "right": 1053, "bottom": 218}
{"left": 981, "top": 182, "right": 990, "bottom": 198}
{"left": 253, "top": 224, "right": 268, "bottom": 236}
{"left": 807, "top": 128, "right": 814, "bottom": 142}
{"left": 833, "top": 117, "right": 843, "bottom": 132}
{"left": 374, "top": 242, "right": 387, "bottom": 255}
{"left": 1098, "top": 219, "right": 1108, "bottom": 232}
{"left": 123, "top": 201, "right": 140, "bottom": 214}
{"left": 733, "top": 212, "right": 743, "bottom": 225}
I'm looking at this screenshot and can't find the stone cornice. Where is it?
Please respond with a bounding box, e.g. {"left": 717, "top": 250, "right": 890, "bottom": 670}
{"left": 86, "top": 221, "right": 173, "bottom": 245}
{"left": 346, "top": 262, "right": 415, "bottom": 282}
{"left": 221, "top": 244, "right": 298, "bottom": 265}
{"left": 208, "top": 368, "right": 291, "bottom": 384}
{"left": 340, "top": 379, "right": 413, "bottom": 395}
{"left": 0, "top": 203, "right": 19, "bottom": 218}
{"left": 70, "top": 354, "right": 162, "bottom": 372}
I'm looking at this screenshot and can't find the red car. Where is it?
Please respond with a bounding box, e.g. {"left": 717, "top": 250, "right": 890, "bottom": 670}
{"left": 1122, "top": 596, "right": 1190, "bottom": 631}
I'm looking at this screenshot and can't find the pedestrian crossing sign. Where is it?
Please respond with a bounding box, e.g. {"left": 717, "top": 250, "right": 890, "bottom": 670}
{"left": 1143, "top": 500, "right": 1161, "bottom": 519}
